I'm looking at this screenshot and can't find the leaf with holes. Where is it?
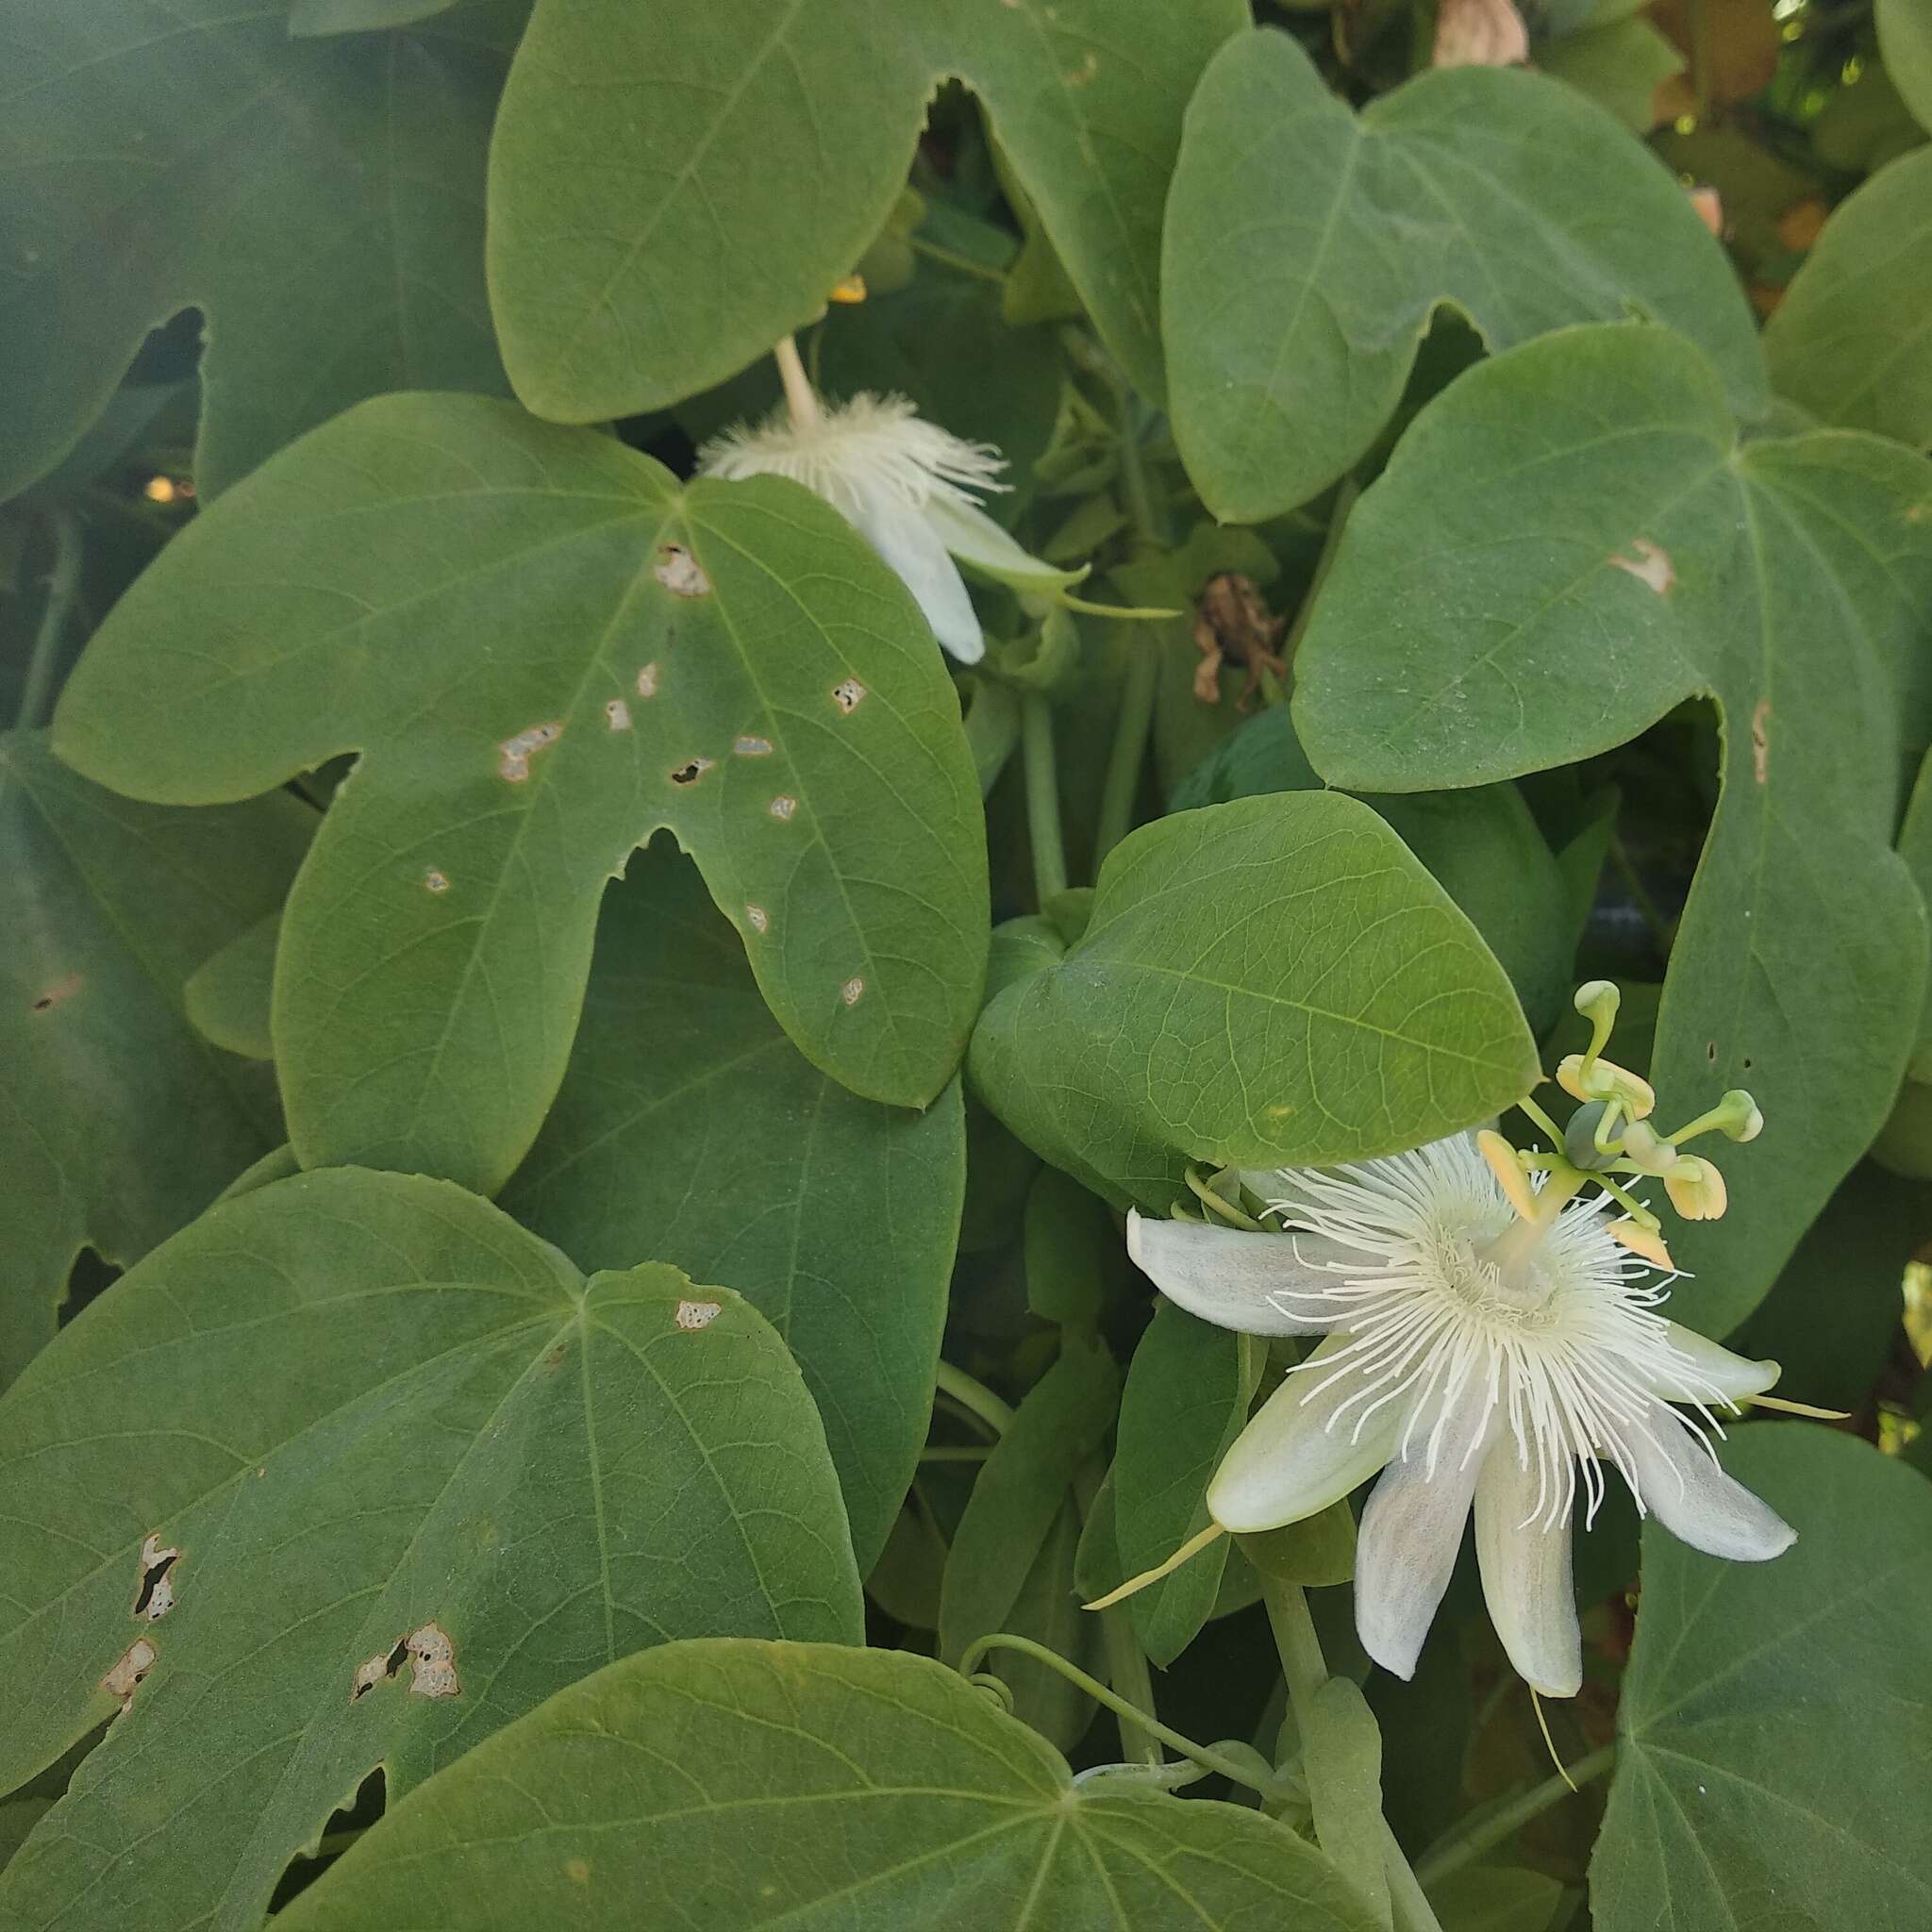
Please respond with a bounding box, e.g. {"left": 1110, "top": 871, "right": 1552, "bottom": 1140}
{"left": 0, "top": 731, "right": 311, "bottom": 1391}
{"left": 277, "top": 1639, "right": 1383, "bottom": 1931}
{"left": 1162, "top": 28, "right": 1764, "bottom": 520}
{"left": 1591, "top": 1425, "right": 1932, "bottom": 1931}
{"left": 485, "top": 0, "right": 1246, "bottom": 419}
{"left": 1293, "top": 322, "right": 1932, "bottom": 1335}
{"left": 967, "top": 791, "right": 1539, "bottom": 1212}
{"left": 1763, "top": 145, "right": 1932, "bottom": 455}
{"left": 0, "top": 1166, "right": 861, "bottom": 1932}
{"left": 0, "top": 0, "right": 524, "bottom": 502}
{"left": 53, "top": 392, "right": 988, "bottom": 1196}
{"left": 499, "top": 842, "right": 963, "bottom": 1574}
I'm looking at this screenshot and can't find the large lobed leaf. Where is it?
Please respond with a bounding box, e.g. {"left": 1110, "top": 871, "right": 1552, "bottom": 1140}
{"left": 1293, "top": 322, "right": 1932, "bottom": 1334}
{"left": 53, "top": 393, "right": 989, "bottom": 1196}
{"left": 968, "top": 791, "right": 1540, "bottom": 1211}
{"left": 1592, "top": 1425, "right": 1932, "bottom": 1930}
{"left": 278, "top": 1639, "right": 1382, "bottom": 1930}
{"left": 0, "top": 732, "right": 311, "bottom": 1389}
{"left": 0, "top": 0, "right": 524, "bottom": 503}
{"left": 1162, "top": 28, "right": 1764, "bottom": 520}
{"left": 501, "top": 844, "right": 963, "bottom": 1574}
{"left": 0, "top": 1167, "right": 861, "bottom": 1932}
{"left": 484, "top": 0, "right": 1247, "bottom": 418}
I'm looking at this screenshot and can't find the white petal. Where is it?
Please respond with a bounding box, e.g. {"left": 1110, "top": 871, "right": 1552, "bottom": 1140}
{"left": 1474, "top": 1443, "right": 1581, "bottom": 1697}
{"left": 1624, "top": 1420, "right": 1796, "bottom": 1561}
{"left": 1125, "top": 1211, "right": 1351, "bottom": 1336}
{"left": 1207, "top": 1336, "right": 1406, "bottom": 1534}
{"left": 1642, "top": 1323, "right": 1781, "bottom": 1407}
{"left": 843, "top": 488, "right": 985, "bottom": 662}
{"left": 1355, "top": 1393, "right": 1494, "bottom": 1681}
{"left": 924, "top": 495, "right": 1085, "bottom": 594}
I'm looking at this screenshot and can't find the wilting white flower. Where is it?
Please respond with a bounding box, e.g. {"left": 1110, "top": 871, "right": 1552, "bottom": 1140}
{"left": 697, "top": 378, "right": 1070, "bottom": 665}
{"left": 1126, "top": 1134, "right": 1794, "bottom": 1697}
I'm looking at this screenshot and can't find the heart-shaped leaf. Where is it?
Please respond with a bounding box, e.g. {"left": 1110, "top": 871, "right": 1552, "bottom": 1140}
{"left": 500, "top": 842, "right": 963, "bottom": 1574}
{"left": 0, "top": 731, "right": 311, "bottom": 1389}
{"left": 968, "top": 791, "right": 1540, "bottom": 1211}
{"left": 485, "top": 0, "right": 1246, "bottom": 418}
{"left": 0, "top": 1166, "right": 861, "bottom": 1932}
{"left": 1162, "top": 28, "right": 1764, "bottom": 521}
{"left": 1292, "top": 322, "right": 1932, "bottom": 1333}
{"left": 1763, "top": 145, "right": 1932, "bottom": 454}
{"left": 53, "top": 393, "right": 989, "bottom": 1196}
{"left": 278, "top": 1639, "right": 1382, "bottom": 1931}
{"left": 0, "top": 0, "right": 524, "bottom": 502}
{"left": 1591, "top": 1425, "right": 1932, "bottom": 1930}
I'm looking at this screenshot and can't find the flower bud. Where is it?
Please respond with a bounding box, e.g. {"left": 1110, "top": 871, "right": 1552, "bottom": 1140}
{"left": 1717, "top": 1090, "right": 1763, "bottom": 1142}
{"left": 1665, "top": 1156, "right": 1728, "bottom": 1221}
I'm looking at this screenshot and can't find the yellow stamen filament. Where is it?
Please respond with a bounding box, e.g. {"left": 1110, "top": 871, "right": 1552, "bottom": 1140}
{"left": 1749, "top": 1393, "right": 1852, "bottom": 1421}
{"left": 1083, "top": 1522, "right": 1225, "bottom": 1610}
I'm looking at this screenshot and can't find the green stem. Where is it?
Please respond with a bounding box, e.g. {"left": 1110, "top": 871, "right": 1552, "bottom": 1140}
{"left": 1381, "top": 1817, "right": 1449, "bottom": 1932}
{"left": 1282, "top": 476, "right": 1358, "bottom": 668}
{"left": 907, "top": 233, "right": 1008, "bottom": 287}
{"left": 958, "top": 1634, "right": 1284, "bottom": 1796}
{"left": 932, "top": 1361, "right": 1015, "bottom": 1437}
{"left": 918, "top": 1444, "right": 992, "bottom": 1463}
{"left": 1414, "top": 1743, "right": 1616, "bottom": 1889}
{"left": 1074, "top": 1457, "right": 1162, "bottom": 1768}
{"left": 1021, "top": 692, "right": 1068, "bottom": 903}
{"left": 1092, "top": 643, "right": 1158, "bottom": 873}
{"left": 18, "top": 508, "right": 85, "bottom": 731}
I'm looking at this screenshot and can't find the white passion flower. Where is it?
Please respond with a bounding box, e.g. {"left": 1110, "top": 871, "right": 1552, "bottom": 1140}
{"left": 695, "top": 338, "right": 1073, "bottom": 665}
{"left": 1124, "top": 1132, "right": 1795, "bottom": 1699}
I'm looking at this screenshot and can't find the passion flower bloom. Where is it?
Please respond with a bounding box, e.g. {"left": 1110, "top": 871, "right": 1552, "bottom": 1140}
{"left": 696, "top": 340, "right": 1067, "bottom": 664}
{"left": 1125, "top": 1133, "right": 1795, "bottom": 1697}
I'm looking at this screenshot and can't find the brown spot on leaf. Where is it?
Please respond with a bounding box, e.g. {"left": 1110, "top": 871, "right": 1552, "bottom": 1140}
{"left": 653, "top": 544, "right": 710, "bottom": 598}
{"left": 745, "top": 905, "right": 770, "bottom": 934}
{"left": 30, "top": 973, "right": 83, "bottom": 1014}
{"left": 675, "top": 1299, "right": 723, "bottom": 1331}
{"left": 133, "top": 1534, "right": 179, "bottom": 1622}
{"left": 499, "top": 721, "right": 563, "bottom": 783}
{"left": 1609, "top": 539, "right": 1674, "bottom": 595}
{"left": 351, "top": 1637, "right": 408, "bottom": 1702}
{"left": 841, "top": 975, "right": 865, "bottom": 1007}
{"left": 605, "top": 698, "right": 632, "bottom": 732}
{"left": 670, "top": 758, "right": 713, "bottom": 787}
{"left": 425, "top": 869, "right": 450, "bottom": 893}
{"left": 406, "top": 1623, "right": 459, "bottom": 1698}
{"left": 564, "top": 1858, "right": 591, "bottom": 1885}
{"left": 1066, "top": 48, "right": 1099, "bottom": 84}
{"left": 831, "top": 678, "right": 867, "bottom": 713}
{"left": 769, "top": 794, "right": 798, "bottom": 821}
{"left": 101, "top": 1638, "right": 157, "bottom": 1707}
{"left": 637, "top": 662, "right": 660, "bottom": 697}
{"left": 1751, "top": 697, "right": 1771, "bottom": 784}
{"left": 733, "top": 735, "right": 773, "bottom": 757}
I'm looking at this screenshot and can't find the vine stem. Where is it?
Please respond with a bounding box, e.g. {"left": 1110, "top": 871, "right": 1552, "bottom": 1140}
{"left": 1413, "top": 1743, "right": 1617, "bottom": 1889}
{"left": 1074, "top": 1456, "right": 1162, "bottom": 1768}
{"left": 932, "top": 1361, "right": 1016, "bottom": 1437}
{"left": 958, "top": 1633, "right": 1281, "bottom": 1796}
{"left": 1021, "top": 691, "right": 1069, "bottom": 904}
{"left": 1257, "top": 1573, "right": 1445, "bottom": 1932}
{"left": 18, "top": 508, "right": 85, "bottom": 731}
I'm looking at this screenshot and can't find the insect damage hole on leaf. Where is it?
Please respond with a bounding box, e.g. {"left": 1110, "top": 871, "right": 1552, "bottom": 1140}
{"left": 1609, "top": 538, "right": 1675, "bottom": 594}
{"left": 652, "top": 543, "right": 711, "bottom": 597}
{"left": 30, "top": 972, "right": 84, "bottom": 1013}
{"left": 406, "top": 1623, "right": 459, "bottom": 1698}
{"left": 605, "top": 699, "right": 633, "bottom": 732}
{"left": 498, "top": 721, "right": 563, "bottom": 783}
{"left": 424, "top": 869, "right": 450, "bottom": 893}
{"left": 350, "top": 1637, "right": 409, "bottom": 1703}
{"left": 101, "top": 1638, "right": 157, "bottom": 1707}
{"left": 770, "top": 793, "right": 798, "bottom": 820}
{"left": 831, "top": 678, "right": 867, "bottom": 713}
{"left": 841, "top": 976, "right": 865, "bottom": 1007}
{"left": 132, "top": 1534, "right": 180, "bottom": 1622}
{"left": 674, "top": 1299, "right": 723, "bottom": 1331}
{"left": 745, "top": 905, "right": 770, "bottom": 933}
{"left": 1752, "top": 697, "right": 1771, "bottom": 783}
{"left": 669, "top": 758, "right": 713, "bottom": 786}
{"left": 733, "top": 735, "right": 774, "bottom": 757}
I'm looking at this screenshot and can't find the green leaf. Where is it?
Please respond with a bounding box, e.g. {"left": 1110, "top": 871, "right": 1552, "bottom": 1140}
{"left": 1174, "top": 707, "right": 1574, "bottom": 1032}
{"left": 182, "top": 911, "right": 279, "bottom": 1061}
{"left": 485, "top": 0, "right": 1246, "bottom": 418}
{"left": 1162, "top": 29, "right": 1763, "bottom": 520}
{"left": 1428, "top": 1867, "right": 1566, "bottom": 1932}
{"left": 1764, "top": 147, "right": 1932, "bottom": 453}
{"left": 1592, "top": 1425, "right": 1932, "bottom": 1931}
{"left": 1900, "top": 743, "right": 1932, "bottom": 1064}
{"left": 291, "top": 0, "right": 459, "bottom": 32}
{"left": 0, "top": 0, "right": 521, "bottom": 502}
{"left": 54, "top": 394, "right": 989, "bottom": 1196}
{"left": 1538, "top": 16, "right": 1684, "bottom": 133}
{"left": 1293, "top": 322, "right": 1932, "bottom": 1334}
{"left": 968, "top": 791, "right": 1539, "bottom": 1212}
{"left": 0, "top": 732, "right": 310, "bottom": 1390}
{"left": 1879, "top": 0, "right": 1932, "bottom": 137}
{"left": 0, "top": 1167, "right": 861, "bottom": 1932}
{"left": 1114, "top": 1307, "right": 1254, "bottom": 1664}
{"left": 498, "top": 843, "right": 962, "bottom": 1574}
{"left": 279, "top": 1638, "right": 1383, "bottom": 1931}
{"left": 1302, "top": 1678, "right": 1391, "bottom": 1927}
{"left": 1022, "top": 1166, "right": 1109, "bottom": 1329}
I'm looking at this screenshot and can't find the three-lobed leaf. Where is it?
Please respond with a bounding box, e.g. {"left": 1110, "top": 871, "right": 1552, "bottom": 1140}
{"left": 968, "top": 791, "right": 1540, "bottom": 1211}
{"left": 485, "top": 0, "right": 1246, "bottom": 419}
{"left": 0, "top": 1167, "right": 862, "bottom": 1932}
{"left": 1162, "top": 28, "right": 1764, "bottom": 520}
{"left": 279, "top": 1638, "right": 1383, "bottom": 1931}
{"left": 0, "top": 0, "right": 523, "bottom": 501}
{"left": 54, "top": 393, "right": 989, "bottom": 1196}
{"left": 0, "top": 732, "right": 311, "bottom": 1389}
{"left": 1294, "top": 322, "right": 1932, "bottom": 1334}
